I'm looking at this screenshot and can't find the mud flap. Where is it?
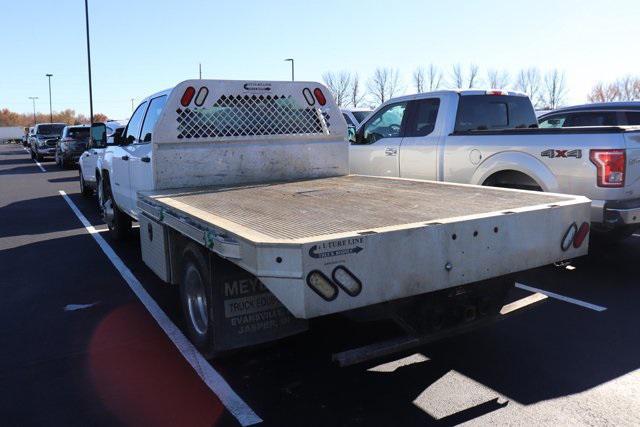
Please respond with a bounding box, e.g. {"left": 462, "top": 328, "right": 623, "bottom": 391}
{"left": 209, "top": 255, "right": 308, "bottom": 351}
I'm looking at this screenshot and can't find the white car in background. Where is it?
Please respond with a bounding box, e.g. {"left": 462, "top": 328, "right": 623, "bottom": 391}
{"left": 79, "top": 120, "right": 127, "bottom": 196}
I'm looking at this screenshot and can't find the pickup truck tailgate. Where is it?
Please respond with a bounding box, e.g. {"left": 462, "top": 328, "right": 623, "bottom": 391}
{"left": 138, "top": 175, "right": 591, "bottom": 318}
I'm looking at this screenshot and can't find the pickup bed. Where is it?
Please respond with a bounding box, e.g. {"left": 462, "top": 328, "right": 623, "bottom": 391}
{"left": 351, "top": 90, "right": 640, "bottom": 239}
{"left": 95, "top": 80, "right": 590, "bottom": 358}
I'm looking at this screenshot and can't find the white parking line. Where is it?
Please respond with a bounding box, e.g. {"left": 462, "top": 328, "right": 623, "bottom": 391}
{"left": 515, "top": 282, "right": 607, "bottom": 312}
{"left": 23, "top": 147, "right": 46, "bottom": 172}
{"left": 58, "top": 190, "right": 262, "bottom": 426}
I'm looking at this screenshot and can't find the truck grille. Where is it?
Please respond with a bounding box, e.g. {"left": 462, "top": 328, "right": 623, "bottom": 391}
{"left": 176, "top": 94, "right": 329, "bottom": 139}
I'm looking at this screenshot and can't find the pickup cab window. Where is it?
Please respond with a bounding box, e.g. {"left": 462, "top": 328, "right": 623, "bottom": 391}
{"left": 140, "top": 95, "right": 168, "bottom": 142}
{"left": 124, "top": 102, "right": 148, "bottom": 144}
{"left": 538, "top": 114, "right": 567, "bottom": 128}
{"left": 361, "top": 102, "right": 407, "bottom": 144}
{"left": 407, "top": 99, "right": 440, "bottom": 136}
{"left": 455, "top": 95, "right": 537, "bottom": 132}
{"left": 626, "top": 112, "right": 640, "bottom": 125}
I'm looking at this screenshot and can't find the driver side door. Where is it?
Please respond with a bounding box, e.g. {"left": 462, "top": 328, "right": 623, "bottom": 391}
{"left": 349, "top": 102, "right": 408, "bottom": 177}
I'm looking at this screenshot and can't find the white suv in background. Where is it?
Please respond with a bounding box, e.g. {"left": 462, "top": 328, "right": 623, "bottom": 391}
{"left": 79, "top": 120, "right": 127, "bottom": 196}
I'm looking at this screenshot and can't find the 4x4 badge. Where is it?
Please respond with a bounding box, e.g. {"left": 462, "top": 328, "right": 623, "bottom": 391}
{"left": 541, "top": 149, "right": 582, "bottom": 159}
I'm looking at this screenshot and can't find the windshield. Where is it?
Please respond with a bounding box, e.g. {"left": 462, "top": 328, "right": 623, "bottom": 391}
{"left": 67, "top": 127, "right": 90, "bottom": 140}
{"left": 352, "top": 111, "right": 372, "bottom": 123}
{"left": 36, "top": 124, "right": 66, "bottom": 135}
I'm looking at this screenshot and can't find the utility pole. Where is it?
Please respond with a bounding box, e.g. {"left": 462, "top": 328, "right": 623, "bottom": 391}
{"left": 84, "top": 0, "right": 94, "bottom": 125}
{"left": 45, "top": 74, "right": 53, "bottom": 122}
{"left": 199, "top": 63, "right": 202, "bottom": 79}
{"left": 284, "top": 58, "right": 294, "bottom": 81}
{"left": 28, "top": 97, "right": 38, "bottom": 125}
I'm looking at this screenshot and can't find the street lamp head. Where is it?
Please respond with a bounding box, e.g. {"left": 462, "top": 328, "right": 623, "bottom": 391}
{"left": 46, "top": 74, "right": 53, "bottom": 77}
{"left": 284, "top": 58, "right": 293, "bottom": 62}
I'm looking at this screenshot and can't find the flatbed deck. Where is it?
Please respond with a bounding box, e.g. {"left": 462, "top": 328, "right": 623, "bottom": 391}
{"left": 139, "top": 175, "right": 574, "bottom": 243}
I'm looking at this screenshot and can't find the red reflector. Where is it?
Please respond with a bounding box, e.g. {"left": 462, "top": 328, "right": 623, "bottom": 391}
{"left": 590, "top": 149, "right": 625, "bottom": 188}
{"left": 180, "top": 86, "right": 196, "bottom": 107}
{"left": 313, "top": 88, "right": 327, "bottom": 106}
{"left": 573, "top": 222, "right": 590, "bottom": 248}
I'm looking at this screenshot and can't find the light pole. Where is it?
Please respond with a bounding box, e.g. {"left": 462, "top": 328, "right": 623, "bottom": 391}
{"left": 284, "top": 58, "right": 294, "bottom": 81}
{"left": 45, "top": 74, "right": 53, "bottom": 123}
{"left": 84, "top": 0, "right": 94, "bottom": 125}
{"left": 28, "top": 97, "right": 39, "bottom": 125}
{"left": 131, "top": 98, "right": 134, "bottom": 112}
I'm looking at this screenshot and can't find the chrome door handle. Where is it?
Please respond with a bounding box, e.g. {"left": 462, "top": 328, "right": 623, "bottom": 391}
{"left": 384, "top": 147, "right": 398, "bottom": 156}
{"left": 121, "top": 155, "right": 129, "bottom": 161}
{"left": 141, "top": 157, "right": 150, "bottom": 163}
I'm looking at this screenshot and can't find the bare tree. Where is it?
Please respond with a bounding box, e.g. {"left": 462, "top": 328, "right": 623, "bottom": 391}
{"left": 486, "top": 69, "right": 510, "bottom": 89}
{"left": 322, "top": 71, "right": 351, "bottom": 107}
{"left": 413, "top": 67, "right": 425, "bottom": 93}
{"left": 426, "top": 64, "right": 442, "bottom": 91}
{"left": 515, "top": 67, "right": 543, "bottom": 107}
{"left": 588, "top": 82, "right": 620, "bottom": 103}
{"left": 542, "top": 69, "right": 567, "bottom": 109}
{"left": 349, "top": 73, "right": 365, "bottom": 107}
{"left": 367, "top": 67, "right": 402, "bottom": 105}
{"left": 451, "top": 64, "right": 464, "bottom": 88}
{"left": 468, "top": 64, "right": 480, "bottom": 88}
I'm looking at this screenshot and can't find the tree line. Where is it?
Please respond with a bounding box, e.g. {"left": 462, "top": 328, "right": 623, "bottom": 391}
{"left": 324, "top": 64, "right": 640, "bottom": 110}
{"left": 0, "top": 109, "right": 108, "bottom": 128}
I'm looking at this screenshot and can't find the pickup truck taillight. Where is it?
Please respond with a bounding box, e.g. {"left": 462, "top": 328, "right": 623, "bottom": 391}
{"left": 590, "top": 149, "right": 625, "bottom": 188}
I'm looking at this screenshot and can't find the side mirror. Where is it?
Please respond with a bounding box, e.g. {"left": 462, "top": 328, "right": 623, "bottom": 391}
{"left": 91, "top": 123, "right": 107, "bottom": 147}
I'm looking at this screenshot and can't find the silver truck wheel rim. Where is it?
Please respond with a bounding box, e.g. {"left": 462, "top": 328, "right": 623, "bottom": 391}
{"left": 98, "top": 185, "right": 114, "bottom": 225}
{"left": 185, "top": 265, "right": 209, "bottom": 336}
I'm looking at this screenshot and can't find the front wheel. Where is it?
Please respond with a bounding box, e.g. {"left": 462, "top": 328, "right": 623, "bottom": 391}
{"left": 79, "top": 170, "right": 92, "bottom": 197}
{"left": 98, "top": 178, "right": 131, "bottom": 240}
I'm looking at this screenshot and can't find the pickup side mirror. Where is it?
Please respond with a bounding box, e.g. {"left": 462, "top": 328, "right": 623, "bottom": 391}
{"left": 91, "top": 123, "right": 107, "bottom": 147}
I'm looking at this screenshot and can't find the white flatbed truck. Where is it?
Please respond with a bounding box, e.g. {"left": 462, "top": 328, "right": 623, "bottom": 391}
{"left": 92, "top": 80, "right": 591, "bottom": 361}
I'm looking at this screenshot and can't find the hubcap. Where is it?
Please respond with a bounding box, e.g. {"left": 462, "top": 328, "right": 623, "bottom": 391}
{"left": 185, "top": 265, "right": 209, "bottom": 336}
{"left": 98, "top": 184, "right": 114, "bottom": 225}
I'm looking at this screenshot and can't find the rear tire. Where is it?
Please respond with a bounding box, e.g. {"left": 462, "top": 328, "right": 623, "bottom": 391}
{"left": 98, "top": 177, "right": 131, "bottom": 240}
{"left": 179, "top": 244, "right": 219, "bottom": 358}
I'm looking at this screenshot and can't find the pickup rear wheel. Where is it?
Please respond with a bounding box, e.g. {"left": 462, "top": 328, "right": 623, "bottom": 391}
{"left": 98, "top": 177, "right": 131, "bottom": 240}
{"left": 179, "top": 244, "right": 218, "bottom": 358}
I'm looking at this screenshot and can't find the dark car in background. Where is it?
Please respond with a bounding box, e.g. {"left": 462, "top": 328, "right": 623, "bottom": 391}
{"left": 29, "top": 123, "right": 66, "bottom": 161}
{"left": 538, "top": 102, "right": 640, "bottom": 128}
{"left": 55, "top": 125, "right": 90, "bottom": 169}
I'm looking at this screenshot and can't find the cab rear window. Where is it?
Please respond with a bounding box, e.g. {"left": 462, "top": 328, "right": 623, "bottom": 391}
{"left": 454, "top": 95, "right": 537, "bottom": 132}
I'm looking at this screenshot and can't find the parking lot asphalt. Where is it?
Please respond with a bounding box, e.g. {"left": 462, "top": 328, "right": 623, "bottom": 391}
{"left": 1, "top": 142, "right": 639, "bottom": 426}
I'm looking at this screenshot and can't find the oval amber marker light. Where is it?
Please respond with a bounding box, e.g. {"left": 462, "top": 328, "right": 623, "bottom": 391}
{"left": 313, "top": 88, "right": 327, "bottom": 106}
{"left": 573, "top": 222, "right": 590, "bottom": 248}
{"left": 307, "top": 271, "right": 338, "bottom": 301}
{"left": 561, "top": 223, "right": 577, "bottom": 251}
{"left": 332, "top": 266, "right": 362, "bottom": 297}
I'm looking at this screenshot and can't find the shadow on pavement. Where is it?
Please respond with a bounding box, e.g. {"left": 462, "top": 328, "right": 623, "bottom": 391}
{"left": 0, "top": 195, "right": 83, "bottom": 238}
{"left": 0, "top": 158, "right": 34, "bottom": 166}
{"left": 49, "top": 176, "right": 79, "bottom": 183}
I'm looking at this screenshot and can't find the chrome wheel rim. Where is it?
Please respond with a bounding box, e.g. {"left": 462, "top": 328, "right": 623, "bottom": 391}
{"left": 185, "top": 264, "right": 209, "bottom": 336}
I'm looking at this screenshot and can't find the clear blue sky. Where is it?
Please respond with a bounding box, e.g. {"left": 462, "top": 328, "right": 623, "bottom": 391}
{"left": 2, "top": 0, "right": 639, "bottom": 119}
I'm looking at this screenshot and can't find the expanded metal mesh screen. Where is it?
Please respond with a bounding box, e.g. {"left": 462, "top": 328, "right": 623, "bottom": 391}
{"left": 176, "top": 94, "right": 331, "bottom": 139}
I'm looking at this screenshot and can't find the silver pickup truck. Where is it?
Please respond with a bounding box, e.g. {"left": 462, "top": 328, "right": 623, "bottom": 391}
{"left": 350, "top": 90, "right": 640, "bottom": 241}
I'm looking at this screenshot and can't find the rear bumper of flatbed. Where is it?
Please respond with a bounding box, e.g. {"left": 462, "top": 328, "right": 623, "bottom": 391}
{"left": 138, "top": 175, "right": 591, "bottom": 319}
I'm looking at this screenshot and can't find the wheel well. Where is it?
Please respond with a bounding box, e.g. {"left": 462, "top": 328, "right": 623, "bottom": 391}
{"left": 482, "top": 170, "right": 542, "bottom": 191}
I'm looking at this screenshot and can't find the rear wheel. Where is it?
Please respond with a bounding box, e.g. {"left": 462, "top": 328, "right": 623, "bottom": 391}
{"left": 179, "top": 244, "right": 219, "bottom": 358}
{"left": 98, "top": 176, "right": 131, "bottom": 240}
